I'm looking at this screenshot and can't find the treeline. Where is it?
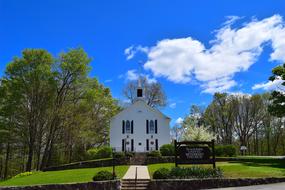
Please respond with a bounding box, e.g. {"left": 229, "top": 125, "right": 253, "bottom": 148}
{"left": 178, "top": 93, "right": 285, "bottom": 156}
{"left": 0, "top": 49, "right": 119, "bottom": 179}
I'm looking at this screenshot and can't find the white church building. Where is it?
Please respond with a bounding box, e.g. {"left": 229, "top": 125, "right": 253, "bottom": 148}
{"left": 110, "top": 85, "right": 171, "bottom": 152}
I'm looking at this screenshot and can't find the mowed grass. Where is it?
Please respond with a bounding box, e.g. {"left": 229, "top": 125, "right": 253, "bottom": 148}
{"left": 0, "top": 165, "right": 129, "bottom": 187}
{"left": 148, "top": 159, "right": 285, "bottom": 178}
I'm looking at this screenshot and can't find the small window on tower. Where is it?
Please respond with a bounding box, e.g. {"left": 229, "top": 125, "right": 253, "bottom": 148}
{"left": 137, "top": 89, "right": 143, "bottom": 97}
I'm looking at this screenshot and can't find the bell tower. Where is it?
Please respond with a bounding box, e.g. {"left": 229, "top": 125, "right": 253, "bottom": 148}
{"left": 137, "top": 77, "right": 143, "bottom": 98}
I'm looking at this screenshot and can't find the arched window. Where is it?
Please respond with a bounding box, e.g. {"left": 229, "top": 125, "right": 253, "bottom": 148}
{"left": 149, "top": 120, "right": 155, "bottom": 134}
{"left": 126, "top": 120, "right": 131, "bottom": 133}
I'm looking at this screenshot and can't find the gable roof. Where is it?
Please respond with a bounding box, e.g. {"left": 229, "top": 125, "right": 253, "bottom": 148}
{"left": 112, "top": 99, "right": 171, "bottom": 120}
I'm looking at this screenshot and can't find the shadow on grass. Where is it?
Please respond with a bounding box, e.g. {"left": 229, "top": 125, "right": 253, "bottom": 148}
{"left": 229, "top": 158, "right": 285, "bottom": 170}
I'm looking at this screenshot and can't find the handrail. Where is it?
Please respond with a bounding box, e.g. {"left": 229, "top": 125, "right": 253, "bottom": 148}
{"left": 135, "top": 166, "right": 138, "bottom": 190}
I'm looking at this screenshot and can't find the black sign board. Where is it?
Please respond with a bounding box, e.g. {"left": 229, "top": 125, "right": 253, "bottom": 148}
{"left": 174, "top": 140, "right": 216, "bottom": 168}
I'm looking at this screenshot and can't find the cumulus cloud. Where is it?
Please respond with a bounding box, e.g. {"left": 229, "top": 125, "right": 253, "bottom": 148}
{"left": 252, "top": 77, "right": 285, "bottom": 91}
{"left": 124, "top": 45, "right": 149, "bottom": 60}
{"left": 128, "top": 15, "right": 285, "bottom": 93}
{"left": 125, "top": 69, "right": 157, "bottom": 83}
{"left": 169, "top": 103, "right": 177, "bottom": 109}
{"left": 175, "top": 117, "right": 184, "bottom": 124}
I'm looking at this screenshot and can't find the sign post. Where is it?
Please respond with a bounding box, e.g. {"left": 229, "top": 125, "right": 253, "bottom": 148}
{"left": 174, "top": 140, "right": 216, "bottom": 168}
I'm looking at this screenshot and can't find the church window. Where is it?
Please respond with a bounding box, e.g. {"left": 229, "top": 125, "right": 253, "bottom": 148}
{"left": 126, "top": 120, "right": 131, "bottom": 133}
{"left": 149, "top": 120, "right": 155, "bottom": 134}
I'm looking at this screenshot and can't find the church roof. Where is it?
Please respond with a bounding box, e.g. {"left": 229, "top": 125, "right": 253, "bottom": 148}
{"left": 112, "top": 99, "right": 171, "bottom": 120}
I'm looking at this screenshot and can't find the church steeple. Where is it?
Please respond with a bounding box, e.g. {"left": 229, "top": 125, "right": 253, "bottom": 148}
{"left": 137, "top": 77, "right": 143, "bottom": 98}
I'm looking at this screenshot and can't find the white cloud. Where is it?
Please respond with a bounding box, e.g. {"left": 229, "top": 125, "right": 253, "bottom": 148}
{"left": 126, "top": 70, "right": 139, "bottom": 81}
{"left": 125, "top": 69, "right": 157, "bottom": 83}
{"left": 169, "top": 103, "right": 177, "bottom": 109}
{"left": 128, "top": 15, "right": 285, "bottom": 93}
{"left": 175, "top": 117, "right": 183, "bottom": 124}
{"left": 124, "top": 45, "right": 149, "bottom": 60}
{"left": 252, "top": 77, "right": 285, "bottom": 91}
{"left": 104, "top": 79, "right": 112, "bottom": 83}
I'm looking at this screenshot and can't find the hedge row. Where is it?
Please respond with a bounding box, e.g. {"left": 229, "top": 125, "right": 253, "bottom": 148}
{"left": 43, "top": 157, "right": 129, "bottom": 171}
{"left": 153, "top": 167, "right": 223, "bottom": 179}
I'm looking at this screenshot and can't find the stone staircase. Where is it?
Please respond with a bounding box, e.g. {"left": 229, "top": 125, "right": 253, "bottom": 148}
{"left": 130, "top": 153, "right": 147, "bottom": 165}
{"left": 121, "top": 179, "right": 150, "bottom": 190}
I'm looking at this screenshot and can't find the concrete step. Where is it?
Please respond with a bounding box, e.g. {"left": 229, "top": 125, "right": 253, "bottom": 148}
{"left": 122, "top": 183, "right": 149, "bottom": 187}
{"left": 121, "top": 187, "right": 149, "bottom": 190}
{"left": 122, "top": 179, "right": 150, "bottom": 182}
{"left": 121, "top": 178, "right": 150, "bottom": 190}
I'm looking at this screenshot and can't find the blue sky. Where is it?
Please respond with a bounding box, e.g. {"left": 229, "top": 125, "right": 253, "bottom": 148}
{"left": 1, "top": 0, "right": 285, "bottom": 125}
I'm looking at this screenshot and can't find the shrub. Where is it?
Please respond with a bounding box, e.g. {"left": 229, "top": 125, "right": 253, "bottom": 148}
{"left": 125, "top": 152, "right": 134, "bottom": 158}
{"left": 113, "top": 152, "right": 125, "bottom": 159}
{"left": 223, "top": 145, "right": 236, "bottom": 157}
{"left": 153, "top": 167, "right": 223, "bottom": 179}
{"left": 153, "top": 168, "right": 170, "bottom": 179}
{"left": 87, "top": 146, "right": 112, "bottom": 159}
{"left": 169, "top": 167, "right": 223, "bottom": 179}
{"left": 160, "top": 144, "right": 174, "bottom": 156}
{"left": 92, "top": 170, "right": 115, "bottom": 181}
{"left": 13, "top": 171, "right": 34, "bottom": 178}
{"left": 215, "top": 145, "right": 236, "bottom": 157}
{"left": 147, "top": 150, "right": 161, "bottom": 157}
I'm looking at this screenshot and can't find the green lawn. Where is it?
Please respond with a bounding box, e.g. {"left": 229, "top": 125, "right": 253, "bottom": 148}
{"left": 148, "top": 160, "right": 285, "bottom": 178}
{"left": 0, "top": 165, "right": 129, "bottom": 187}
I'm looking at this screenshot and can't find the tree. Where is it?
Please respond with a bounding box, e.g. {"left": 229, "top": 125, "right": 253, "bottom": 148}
{"left": 181, "top": 105, "right": 214, "bottom": 141}
{"left": 40, "top": 48, "right": 91, "bottom": 169}
{"left": 268, "top": 63, "right": 285, "bottom": 117}
{"left": 204, "top": 93, "right": 234, "bottom": 144}
{"left": 0, "top": 48, "right": 120, "bottom": 176}
{"left": 2, "top": 49, "right": 55, "bottom": 171}
{"left": 123, "top": 76, "right": 167, "bottom": 108}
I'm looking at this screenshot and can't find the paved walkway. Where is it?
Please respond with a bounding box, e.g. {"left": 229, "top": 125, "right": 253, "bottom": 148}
{"left": 206, "top": 182, "right": 285, "bottom": 190}
{"left": 123, "top": 165, "right": 150, "bottom": 180}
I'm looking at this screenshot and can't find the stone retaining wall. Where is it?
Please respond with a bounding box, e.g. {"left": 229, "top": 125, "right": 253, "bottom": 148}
{"left": 2, "top": 178, "right": 285, "bottom": 190}
{"left": 0, "top": 180, "right": 120, "bottom": 190}
{"left": 149, "top": 177, "right": 285, "bottom": 190}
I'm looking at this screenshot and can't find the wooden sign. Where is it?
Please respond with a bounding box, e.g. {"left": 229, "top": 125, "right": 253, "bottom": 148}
{"left": 178, "top": 146, "right": 211, "bottom": 160}
{"left": 174, "top": 140, "right": 216, "bottom": 168}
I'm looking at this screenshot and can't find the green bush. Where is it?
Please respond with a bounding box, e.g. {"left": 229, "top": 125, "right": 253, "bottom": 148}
{"left": 125, "top": 152, "right": 134, "bottom": 158}
{"left": 170, "top": 167, "right": 223, "bottom": 179}
{"left": 223, "top": 145, "right": 236, "bottom": 157}
{"left": 215, "top": 145, "right": 236, "bottom": 157}
{"left": 13, "top": 172, "right": 34, "bottom": 178}
{"left": 113, "top": 152, "right": 125, "bottom": 159}
{"left": 153, "top": 168, "right": 170, "bottom": 179}
{"left": 153, "top": 167, "right": 223, "bottom": 179}
{"left": 92, "top": 170, "right": 115, "bottom": 181}
{"left": 147, "top": 150, "right": 161, "bottom": 157}
{"left": 160, "top": 144, "right": 174, "bottom": 156}
{"left": 87, "top": 146, "right": 112, "bottom": 159}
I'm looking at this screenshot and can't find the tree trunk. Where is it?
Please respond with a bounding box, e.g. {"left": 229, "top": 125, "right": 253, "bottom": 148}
{"left": 4, "top": 142, "right": 10, "bottom": 179}
{"left": 36, "top": 138, "right": 42, "bottom": 170}
{"left": 254, "top": 124, "right": 259, "bottom": 155}
{"left": 26, "top": 142, "right": 34, "bottom": 172}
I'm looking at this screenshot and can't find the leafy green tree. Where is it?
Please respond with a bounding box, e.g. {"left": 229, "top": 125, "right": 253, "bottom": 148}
{"left": 2, "top": 49, "right": 55, "bottom": 171}
{"left": 268, "top": 63, "right": 285, "bottom": 117}
{"left": 0, "top": 48, "right": 120, "bottom": 176}
{"left": 204, "top": 93, "right": 234, "bottom": 144}
{"left": 40, "top": 48, "right": 91, "bottom": 169}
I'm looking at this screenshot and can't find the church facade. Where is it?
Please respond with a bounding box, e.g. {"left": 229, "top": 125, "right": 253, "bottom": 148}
{"left": 110, "top": 87, "right": 171, "bottom": 152}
